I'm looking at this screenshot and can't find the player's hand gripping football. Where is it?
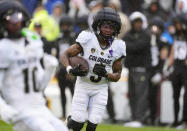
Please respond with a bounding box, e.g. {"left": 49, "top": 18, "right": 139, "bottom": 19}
{"left": 69, "top": 64, "right": 87, "bottom": 77}
{"left": 93, "top": 63, "right": 108, "bottom": 77}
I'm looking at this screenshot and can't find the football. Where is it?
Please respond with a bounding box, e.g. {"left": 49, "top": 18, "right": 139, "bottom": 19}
{"left": 69, "top": 56, "right": 89, "bottom": 73}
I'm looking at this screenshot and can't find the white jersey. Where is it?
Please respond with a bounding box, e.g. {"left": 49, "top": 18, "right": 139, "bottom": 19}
{"left": 75, "top": 30, "right": 126, "bottom": 89}
{"left": 173, "top": 39, "right": 187, "bottom": 60}
{"left": 0, "top": 29, "right": 46, "bottom": 111}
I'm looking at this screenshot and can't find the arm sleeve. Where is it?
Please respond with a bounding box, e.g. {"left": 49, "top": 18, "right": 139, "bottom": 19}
{"left": 0, "top": 71, "right": 4, "bottom": 91}
{"left": 36, "top": 54, "right": 58, "bottom": 91}
{"left": 0, "top": 43, "right": 11, "bottom": 108}
{"left": 0, "top": 70, "right": 18, "bottom": 124}
{"left": 0, "top": 44, "right": 11, "bottom": 70}
{"left": 0, "top": 68, "right": 7, "bottom": 112}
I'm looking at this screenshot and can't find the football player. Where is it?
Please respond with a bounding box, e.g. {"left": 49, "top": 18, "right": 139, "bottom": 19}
{"left": 0, "top": 1, "right": 68, "bottom": 131}
{"left": 61, "top": 7, "right": 126, "bottom": 131}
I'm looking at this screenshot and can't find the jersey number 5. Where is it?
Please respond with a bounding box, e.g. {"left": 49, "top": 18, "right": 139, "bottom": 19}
{"left": 90, "top": 64, "right": 102, "bottom": 83}
{"left": 90, "top": 76, "right": 102, "bottom": 83}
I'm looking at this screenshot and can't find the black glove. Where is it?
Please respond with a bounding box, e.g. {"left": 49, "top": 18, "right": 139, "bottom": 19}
{"left": 70, "top": 64, "right": 87, "bottom": 77}
{"left": 93, "top": 63, "right": 107, "bottom": 77}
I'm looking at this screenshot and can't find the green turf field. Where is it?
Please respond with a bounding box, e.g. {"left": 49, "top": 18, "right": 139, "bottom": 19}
{"left": 1, "top": 120, "right": 187, "bottom": 131}
{"left": 0, "top": 120, "right": 14, "bottom": 131}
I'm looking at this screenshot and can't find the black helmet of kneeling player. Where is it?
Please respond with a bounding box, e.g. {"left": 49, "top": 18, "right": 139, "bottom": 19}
{"left": 92, "top": 7, "right": 121, "bottom": 41}
{"left": 0, "top": 0, "right": 30, "bottom": 39}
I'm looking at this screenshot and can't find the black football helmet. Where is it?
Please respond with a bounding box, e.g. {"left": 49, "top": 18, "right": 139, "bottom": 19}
{"left": 92, "top": 7, "right": 121, "bottom": 41}
{"left": 0, "top": 0, "right": 30, "bottom": 39}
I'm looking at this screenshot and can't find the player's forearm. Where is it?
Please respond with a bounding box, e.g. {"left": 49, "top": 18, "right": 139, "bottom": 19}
{"left": 167, "top": 45, "right": 174, "bottom": 67}
{"left": 60, "top": 51, "right": 71, "bottom": 68}
{"left": 39, "top": 69, "right": 56, "bottom": 91}
{"left": 108, "top": 58, "right": 123, "bottom": 82}
{"left": 60, "top": 43, "right": 83, "bottom": 68}
{"left": 107, "top": 72, "right": 121, "bottom": 82}
{"left": 38, "top": 54, "right": 58, "bottom": 91}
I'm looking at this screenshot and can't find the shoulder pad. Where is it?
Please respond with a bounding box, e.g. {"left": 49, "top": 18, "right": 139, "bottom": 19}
{"left": 76, "top": 30, "right": 93, "bottom": 44}
{"left": 0, "top": 39, "right": 13, "bottom": 68}
{"left": 113, "top": 39, "right": 126, "bottom": 58}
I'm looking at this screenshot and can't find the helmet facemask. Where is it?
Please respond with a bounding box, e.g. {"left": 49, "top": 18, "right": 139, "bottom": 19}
{"left": 92, "top": 7, "right": 121, "bottom": 42}
{"left": 97, "top": 20, "right": 118, "bottom": 42}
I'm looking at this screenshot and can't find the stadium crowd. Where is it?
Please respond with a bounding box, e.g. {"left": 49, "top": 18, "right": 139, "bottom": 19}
{"left": 0, "top": 0, "right": 187, "bottom": 130}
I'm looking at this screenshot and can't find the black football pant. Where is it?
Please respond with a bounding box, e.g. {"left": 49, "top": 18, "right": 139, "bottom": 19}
{"left": 128, "top": 68, "right": 149, "bottom": 122}
{"left": 106, "top": 86, "right": 116, "bottom": 122}
{"left": 57, "top": 68, "right": 75, "bottom": 118}
{"left": 171, "top": 65, "right": 187, "bottom": 124}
